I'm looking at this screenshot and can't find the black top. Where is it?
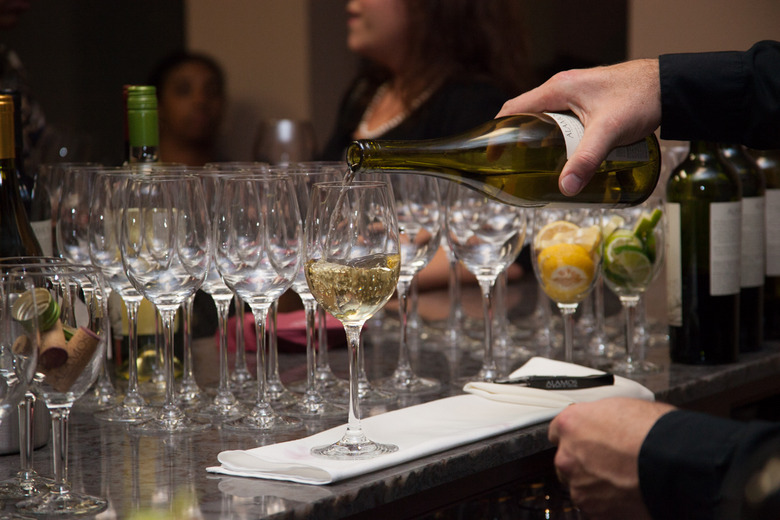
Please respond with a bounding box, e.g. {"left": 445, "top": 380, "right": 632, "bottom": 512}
{"left": 319, "top": 76, "right": 509, "bottom": 161}
{"left": 659, "top": 40, "right": 780, "bottom": 149}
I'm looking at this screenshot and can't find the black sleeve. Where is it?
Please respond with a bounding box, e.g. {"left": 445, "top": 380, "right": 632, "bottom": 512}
{"left": 659, "top": 40, "right": 780, "bottom": 149}
{"left": 638, "top": 410, "right": 780, "bottom": 519}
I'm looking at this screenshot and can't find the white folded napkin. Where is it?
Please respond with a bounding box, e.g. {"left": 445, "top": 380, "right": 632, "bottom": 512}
{"left": 207, "top": 357, "right": 653, "bottom": 485}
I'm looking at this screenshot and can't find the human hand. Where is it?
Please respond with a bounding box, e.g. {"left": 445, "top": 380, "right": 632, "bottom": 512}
{"left": 497, "top": 59, "right": 661, "bottom": 196}
{"left": 548, "top": 397, "right": 674, "bottom": 519}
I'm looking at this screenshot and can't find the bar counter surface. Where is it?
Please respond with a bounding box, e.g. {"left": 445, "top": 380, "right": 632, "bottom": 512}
{"left": 1, "top": 290, "right": 779, "bottom": 519}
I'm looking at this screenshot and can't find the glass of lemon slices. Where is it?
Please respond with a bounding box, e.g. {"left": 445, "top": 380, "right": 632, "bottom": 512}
{"left": 531, "top": 209, "right": 603, "bottom": 362}
{"left": 602, "top": 202, "right": 665, "bottom": 374}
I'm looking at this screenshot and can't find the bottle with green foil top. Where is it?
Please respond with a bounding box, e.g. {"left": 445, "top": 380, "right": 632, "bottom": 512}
{"left": 666, "top": 141, "right": 741, "bottom": 364}
{"left": 0, "top": 93, "right": 43, "bottom": 257}
{"left": 346, "top": 113, "right": 661, "bottom": 208}
{"left": 720, "top": 144, "right": 765, "bottom": 352}
{"left": 747, "top": 149, "right": 780, "bottom": 340}
{"left": 126, "top": 85, "right": 159, "bottom": 164}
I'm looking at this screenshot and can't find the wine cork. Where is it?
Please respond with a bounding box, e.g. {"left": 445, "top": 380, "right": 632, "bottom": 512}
{"left": 38, "top": 319, "right": 68, "bottom": 370}
{"left": 39, "top": 326, "right": 100, "bottom": 393}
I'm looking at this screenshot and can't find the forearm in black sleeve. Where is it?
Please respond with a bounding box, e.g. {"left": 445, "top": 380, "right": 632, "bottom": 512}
{"left": 638, "top": 409, "right": 780, "bottom": 519}
{"left": 659, "top": 40, "right": 780, "bottom": 149}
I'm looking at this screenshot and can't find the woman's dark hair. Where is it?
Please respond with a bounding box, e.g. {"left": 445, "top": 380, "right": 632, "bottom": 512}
{"left": 147, "top": 51, "right": 225, "bottom": 96}
{"left": 366, "top": 0, "right": 535, "bottom": 109}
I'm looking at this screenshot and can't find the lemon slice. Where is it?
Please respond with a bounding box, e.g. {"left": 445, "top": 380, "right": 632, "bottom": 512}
{"left": 534, "top": 220, "right": 579, "bottom": 250}
{"left": 537, "top": 243, "right": 595, "bottom": 303}
{"left": 572, "top": 225, "right": 602, "bottom": 256}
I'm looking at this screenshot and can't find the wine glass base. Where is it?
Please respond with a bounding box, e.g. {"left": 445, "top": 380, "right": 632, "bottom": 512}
{"left": 310, "top": 439, "right": 398, "bottom": 460}
{"left": 132, "top": 410, "right": 211, "bottom": 435}
{"left": 16, "top": 490, "right": 107, "bottom": 516}
{"left": 377, "top": 374, "right": 441, "bottom": 396}
{"left": 333, "top": 382, "right": 396, "bottom": 405}
{"left": 0, "top": 474, "right": 54, "bottom": 500}
{"left": 190, "top": 400, "right": 248, "bottom": 423}
{"left": 610, "top": 359, "right": 661, "bottom": 376}
{"left": 94, "top": 404, "right": 155, "bottom": 424}
{"left": 221, "top": 411, "right": 303, "bottom": 433}
{"left": 284, "top": 396, "right": 347, "bottom": 420}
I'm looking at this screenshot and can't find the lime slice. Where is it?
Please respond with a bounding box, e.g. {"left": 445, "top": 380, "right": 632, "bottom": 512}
{"left": 633, "top": 208, "right": 663, "bottom": 242}
{"left": 604, "top": 230, "right": 642, "bottom": 264}
{"left": 601, "top": 215, "right": 625, "bottom": 239}
{"left": 606, "top": 245, "right": 653, "bottom": 286}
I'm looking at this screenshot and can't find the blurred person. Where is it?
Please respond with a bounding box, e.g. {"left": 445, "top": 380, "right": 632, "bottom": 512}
{"left": 500, "top": 40, "right": 780, "bottom": 520}
{"left": 148, "top": 51, "right": 227, "bottom": 167}
{"left": 322, "top": 0, "right": 536, "bottom": 289}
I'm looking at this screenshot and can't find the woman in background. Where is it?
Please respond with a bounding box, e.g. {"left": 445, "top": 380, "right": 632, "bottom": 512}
{"left": 322, "top": 0, "right": 535, "bottom": 288}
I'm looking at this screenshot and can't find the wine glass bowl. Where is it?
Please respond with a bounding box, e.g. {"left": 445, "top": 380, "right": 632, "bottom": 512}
{"left": 304, "top": 180, "right": 401, "bottom": 459}
{"left": 531, "top": 210, "right": 603, "bottom": 362}
{"left": 602, "top": 202, "right": 665, "bottom": 373}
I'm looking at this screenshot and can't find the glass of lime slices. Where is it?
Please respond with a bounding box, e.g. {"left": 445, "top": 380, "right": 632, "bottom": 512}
{"left": 602, "top": 202, "right": 665, "bottom": 374}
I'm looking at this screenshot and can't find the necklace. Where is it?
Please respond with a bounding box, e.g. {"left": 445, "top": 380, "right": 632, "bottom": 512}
{"left": 355, "top": 83, "right": 437, "bottom": 139}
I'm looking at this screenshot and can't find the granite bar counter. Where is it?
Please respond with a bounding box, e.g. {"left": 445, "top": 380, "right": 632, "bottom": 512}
{"left": 1, "top": 285, "right": 779, "bottom": 519}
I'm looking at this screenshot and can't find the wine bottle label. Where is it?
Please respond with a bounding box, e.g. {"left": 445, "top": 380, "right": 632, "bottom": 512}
{"left": 765, "top": 189, "right": 780, "bottom": 276}
{"left": 710, "top": 201, "right": 741, "bottom": 296}
{"left": 545, "top": 112, "right": 649, "bottom": 162}
{"left": 741, "top": 195, "right": 765, "bottom": 288}
{"left": 666, "top": 202, "right": 683, "bottom": 326}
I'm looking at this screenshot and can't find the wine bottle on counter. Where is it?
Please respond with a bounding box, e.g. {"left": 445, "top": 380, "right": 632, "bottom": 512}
{"left": 720, "top": 144, "right": 765, "bottom": 352}
{"left": 666, "top": 141, "right": 740, "bottom": 364}
{"left": 126, "top": 85, "right": 159, "bottom": 165}
{"left": 0, "top": 93, "right": 43, "bottom": 257}
{"left": 346, "top": 112, "right": 661, "bottom": 208}
{"left": 3, "top": 89, "right": 53, "bottom": 256}
{"left": 747, "top": 149, "right": 780, "bottom": 341}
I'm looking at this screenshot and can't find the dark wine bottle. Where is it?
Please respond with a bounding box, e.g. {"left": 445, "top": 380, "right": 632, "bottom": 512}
{"left": 747, "top": 149, "right": 780, "bottom": 341}
{"left": 346, "top": 113, "right": 661, "bottom": 208}
{"left": 666, "top": 141, "right": 740, "bottom": 364}
{"left": 720, "top": 144, "right": 765, "bottom": 352}
{"left": 0, "top": 93, "right": 43, "bottom": 257}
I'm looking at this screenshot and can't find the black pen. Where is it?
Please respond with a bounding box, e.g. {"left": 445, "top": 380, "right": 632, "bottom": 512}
{"left": 492, "top": 373, "right": 614, "bottom": 390}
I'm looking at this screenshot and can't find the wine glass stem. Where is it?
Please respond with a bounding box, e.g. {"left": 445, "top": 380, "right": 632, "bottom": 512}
{"left": 49, "top": 407, "right": 71, "bottom": 494}
{"left": 126, "top": 300, "right": 141, "bottom": 396}
{"left": 316, "top": 305, "right": 331, "bottom": 371}
{"left": 159, "top": 309, "right": 178, "bottom": 411}
{"left": 234, "top": 294, "right": 249, "bottom": 375}
{"left": 266, "top": 301, "right": 282, "bottom": 389}
{"left": 622, "top": 296, "right": 640, "bottom": 366}
{"left": 302, "top": 297, "right": 318, "bottom": 393}
{"left": 395, "top": 279, "right": 413, "bottom": 376}
{"left": 182, "top": 295, "right": 197, "bottom": 387}
{"left": 251, "top": 308, "right": 269, "bottom": 404}
{"left": 215, "top": 298, "right": 232, "bottom": 396}
{"left": 344, "top": 323, "right": 364, "bottom": 437}
{"left": 559, "top": 304, "right": 578, "bottom": 363}
{"left": 447, "top": 256, "right": 463, "bottom": 341}
{"left": 479, "top": 277, "right": 498, "bottom": 380}
{"left": 18, "top": 394, "right": 34, "bottom": 477}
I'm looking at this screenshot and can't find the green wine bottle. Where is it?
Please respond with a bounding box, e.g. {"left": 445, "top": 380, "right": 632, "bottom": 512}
{"left": 0, "top": 93, "right": 43, "bottom": 257}
{"left": 126, "top": 85, "right": 159, "bottom": 164}
{"left": 346, "top": 113, "right": 661, "bottom": 208}
{"left": 720, "top": 144, "right": 765, "bottom": 352}
{"left": 666, "top": 141, "right": 740, "bottom": 364}
{"left": 747, "top": 149, "right": 780, "bottom": 341}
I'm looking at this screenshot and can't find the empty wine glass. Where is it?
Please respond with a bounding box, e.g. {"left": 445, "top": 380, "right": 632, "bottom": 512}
{"left": 57, "top": 164, "right": 119, "bottom": 410}
{"left": 191, "top": 169, "right": 246, "bottom": 421}
{"left": 305, "top": 181, "right": 401, "bottom": 459}
{"left": 253, "top": 118, "right": 316, "bottom": 165}
{"left": 379, "top": 173, "right": 442, "bottom": 395}
{"left": 531, "top": 209, "right": 603, "bottom": 363}
{"left": 120, "top": 172, "right": 211, "bottom": 434}
{"left": 89, "top": 170, "right": 155, "bottom": 424}
{"left": 14, "top": 263, "right": 108, "bottom": 516}
{"left": 214, "top": 173, "right": 303, "bottom": 432}
{"left": 274, "top": 165, "right": 345, "bottom": 419}
{"left": 445, "top": 184, "right": 527, "bottom": 382}
{"left": 602, "top": 202, "right": 665, "bottom": 373}
{"left": 0, "top": 269, "right": 41, "bottom": 499}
